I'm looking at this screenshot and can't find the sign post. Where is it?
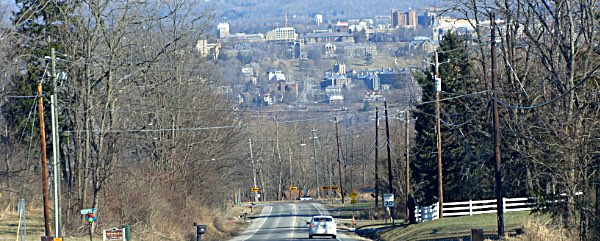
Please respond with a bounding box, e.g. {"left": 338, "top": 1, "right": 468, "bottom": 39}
{"left": 384, "top": 194, "right": 394, "bottom": 224}
{"left": 103, "top": 228, "right": 127, "bottom": 241}
{"left": 81, "top": 208, "right": 97, "bottom": 241}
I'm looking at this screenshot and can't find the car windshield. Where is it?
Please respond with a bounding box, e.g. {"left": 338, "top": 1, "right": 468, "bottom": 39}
{"left": 313, "top": 217, "right": 333, "bottom": 222}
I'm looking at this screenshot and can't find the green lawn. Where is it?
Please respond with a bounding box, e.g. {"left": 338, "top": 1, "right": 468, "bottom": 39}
{"left": 375, "top": 211, "right": 550, "bottom": 241}
{"left": 318, "top": 199, "right": 549, "bottom": 241}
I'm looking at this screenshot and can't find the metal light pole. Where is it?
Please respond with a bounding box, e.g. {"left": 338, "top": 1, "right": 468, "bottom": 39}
{"left": 249, "top": 139, "right": 258, "bottom": 202}
{"left": 311, "top": 129, "right": 321, "bottom": 199}
{"left": 50, "top": 48, "right": 62, "bottom": 238}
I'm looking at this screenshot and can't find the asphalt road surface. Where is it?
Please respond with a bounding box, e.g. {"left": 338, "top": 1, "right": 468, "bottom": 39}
{"left": 229, "top": 201, "right": 364, "bottom": 241}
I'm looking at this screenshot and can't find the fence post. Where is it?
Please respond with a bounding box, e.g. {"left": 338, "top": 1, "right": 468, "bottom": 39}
{"left": 502, "top": 198, "right": 506, "bottom": 213}
{"left": 469, "top": 200, "right": 473, "bottom": 216}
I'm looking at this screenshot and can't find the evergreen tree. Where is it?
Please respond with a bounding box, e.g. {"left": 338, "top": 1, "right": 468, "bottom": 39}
{"left": 4, "top": 0, "right": 73, "bottom": 132}
{"left": 411, "top": 33, "right": 494, "bottom": 205}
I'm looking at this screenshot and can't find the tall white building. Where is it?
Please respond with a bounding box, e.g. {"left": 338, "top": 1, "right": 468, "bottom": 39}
{"left": 217, "top": 22, "right": 229, "bottom": 38}
{"left": 265, "top": 27, "right": 296, "bottom": 41}
{"left": 315, "top": 14, "right": 323, "bottom": 26}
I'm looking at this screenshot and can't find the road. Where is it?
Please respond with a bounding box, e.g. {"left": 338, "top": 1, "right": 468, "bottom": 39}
{"left": 229, "top": 201, "right": 364, "bottom": 241}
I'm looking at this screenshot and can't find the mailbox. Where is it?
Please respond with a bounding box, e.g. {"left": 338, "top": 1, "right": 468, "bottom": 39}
{"left": 195, "top": 224, "right": 207, "bottom": 234}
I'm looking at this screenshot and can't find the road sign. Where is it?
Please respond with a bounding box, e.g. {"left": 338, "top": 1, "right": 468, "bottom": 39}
{"left": 350, "top": 199, "right": 357, "bottom": 204}
{"left": 330, "top": 186, "right": 339, "bottom": 190}
{"left": 349, "top": 191, "right": 358, "bottom": 199}
{"left": 289, "top": 186, "right": 298, "bottom": 191}
{"left": 251, "top": 187, "right": 259, "bottom": 192}
{"left": 321, "top": 186, "right": 330, "bottom": 190}
{"left": 80, "top": 208, "right": 96, "bottom": 215}
{"left": 103, "top": 228, "right": 126, "bottom": 241}
{"left": 384, "top": 193, "right": 394, "bottom": 207}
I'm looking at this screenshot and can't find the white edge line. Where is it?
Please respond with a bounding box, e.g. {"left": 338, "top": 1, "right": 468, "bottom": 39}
{"left": 312, "top": 203, "right": 323, "bottom": 215}
{"left": 290, "top": 203, "right": 296, "bottom": 240}
{"left": 242, "top": 205, "right": 273, "bottom": 241}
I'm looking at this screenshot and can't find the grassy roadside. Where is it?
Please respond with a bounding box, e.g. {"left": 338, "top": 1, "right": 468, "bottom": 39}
{"left": 320, "top": 199, "right": 550, "bottom": 241}
{"left": 0, "top": 203, "right": 262, "bottom": 241}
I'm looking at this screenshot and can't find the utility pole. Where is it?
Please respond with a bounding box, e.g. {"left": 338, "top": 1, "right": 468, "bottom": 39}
{"left": 289, "top": 145, "right": 293, "bottom": 201}
{"left": 375, "top": 107, "right": 380, "bottom": 208}
{"left": 249, "top": 139, "right": 258, "bottom": 202}
{"left": 405, "top": 110, "right": 414, "bottom": 223}
{"left": 275, "top": 115, "right": 283, "bottom": 201}
{"left": 51, "top": 48, "right": 62, "bottom": 238}
{"left": 37, "top": 79, "right": 51, "bottom": 238}
{"left": 384, "top": 102, "right": 394, "bottom": 224}
{"left": 434, "top": 49, "right": 444, "bottom": 218}
{"left": 311, "top": 129, "right": 320, "bottom": 199}
{"left": 334, "top": 116, "right": 345, "bottom": 204}
{"left": 491, "top": 12, "right": 505, "bottom": 237}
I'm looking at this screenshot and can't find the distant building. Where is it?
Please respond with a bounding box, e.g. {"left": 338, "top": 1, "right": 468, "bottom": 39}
{"left": 409, "top": 36, "right": 435, "bottom": 55}
{"left": 220, "top": 33, "right": 265, "bottom": 43}
{"left": 241, "top": 65, "right": 257, "bottom": 85}
{"left": 315, "top": 14, "right": 323, "bottom": 26}
{"left": 374, "top": 15, "right": 392, "bottom": 25}
{"left": 391, "top": 8, "right": 417, "bottom": 29}
{"left": 266, "top": 27, "right": 297, "bottom": 41}
{"left": 418, "top": 10, "right": 436, "bottom": 26}
{"left": 355, "top": 73, "right": 380, "bottom": 90}
{"left": 325, "top": 86, "right": 344, "bottom": 104}
{"left": 293, "top": 41, "right": 303, "bottom": 59}
{"left": 324, "top": 74, "right": 352, "bottom": 87}
{"left": 302, "top": 32, "right": 354, "bottom": 44}
{"left": 196, "top": 39, "right": 220, "bottom": 58}
{"left": 261, "top": 93, "right": 274, "bottom": 105}
{"left": 324, "top": 43, "right": 337, "bottom": 55}
{"left": 344, "top": 44, "right": 377, "bottom": 58}
{"left": 333, "top": 63, "right": 346, "bottom": 75}
{"left": 434, "top": 17, "right": 476, "bottom": 42}
{"left": 217, "top": 22, "right": 229, "bottom": 38}
{"left": 267, "top": 70, "right": 286, "bottom": 81}
{"left": 334, "top": 21, "right": 349, "bottom": 33}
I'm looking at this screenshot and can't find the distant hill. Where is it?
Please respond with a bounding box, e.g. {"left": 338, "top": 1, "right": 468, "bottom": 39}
{"left": 199, "top": 0, "right": 439, "bottom": 31}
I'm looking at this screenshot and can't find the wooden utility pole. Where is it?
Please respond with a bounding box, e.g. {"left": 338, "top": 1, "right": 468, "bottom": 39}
{"left": 384, "top": 102, "right": 394, "bottom": 224}
{"left": 491, "top": 12, "right": 505, "bottom": 237}
{"left": 37, "top": 81, "right": 51, "bottom": 237}
{"left": 434, "top": 49, "right": 444, "bottom": 218}
{"left": 275, "top": 115, "right": 283, "bottom": 201}
{"left": 375, "top": 107, "right": 380, "bottom": 208}
{"left": 335, "top": 116, "right": 345, "bottom": 204}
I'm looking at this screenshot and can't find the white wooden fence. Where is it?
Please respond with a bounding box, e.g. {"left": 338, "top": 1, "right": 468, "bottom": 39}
{"left": 415, "top": 197, "right": 533, "bottom": 223}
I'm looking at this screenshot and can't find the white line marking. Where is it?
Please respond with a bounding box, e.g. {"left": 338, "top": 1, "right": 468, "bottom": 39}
{"left": 242, "top": 205, "right": 273, "bottom": 241}
{"left": 289, "top": 203, "right": 296, "bottom": 240}
{"left": 312, "top": 203, "right": 323, "bottom": 215}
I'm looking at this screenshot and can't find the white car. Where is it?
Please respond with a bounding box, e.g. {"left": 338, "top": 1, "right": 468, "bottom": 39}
{"left": 299, "top": 196, "right": 313, "bottom": 201}
{"left": 307, "top": 215, "right": 337, "bottom": 239}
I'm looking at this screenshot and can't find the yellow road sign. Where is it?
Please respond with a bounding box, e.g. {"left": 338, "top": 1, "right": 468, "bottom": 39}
{"left": 289, "top": 186, "right": 298, "bottom": 191}
{"left": 321, "top": 186, "right": 331, "bottom": 190}
{"left": 349, "top": 191, "right": 358, "bottom": 199}
{"left": 251, "top": 187, "right": 259, "bottom": 192}
{"left": 350, "top": 199, "right": 357, "bottom": 204}
{"left": 330, "top": 186, "right": 339, "bottom": 190}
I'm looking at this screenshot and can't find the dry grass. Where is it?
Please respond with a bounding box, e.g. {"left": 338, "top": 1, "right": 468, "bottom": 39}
{"left": 502, "top": 220, "right": 573, "bottom": 241}
{"left": 0, "top": 202, "right": 258, "bottom": 241}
